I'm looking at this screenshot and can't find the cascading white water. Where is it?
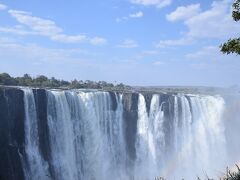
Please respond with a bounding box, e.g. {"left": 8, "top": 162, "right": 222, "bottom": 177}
{"left": 23, "top": 89, "right": 50, "bottom": 180}
{"left": 46, "top": 90, "right": 127, "bottom": 180}
{"left": 134, "top": 93, "right": 227, "bottom": 179}
{"left": 47, "top": 91, "right": 79, "bottom": 180}
{"left": 21, "top": 89, "right": 234, "bottom": 180}
{"left": 135, "top": 94, "right": 165, "bottom": 179}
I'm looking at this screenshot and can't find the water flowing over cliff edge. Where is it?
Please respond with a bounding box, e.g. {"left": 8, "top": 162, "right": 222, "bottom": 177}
{"left": 0, "top": 87, "right": 239, "bottom": 180}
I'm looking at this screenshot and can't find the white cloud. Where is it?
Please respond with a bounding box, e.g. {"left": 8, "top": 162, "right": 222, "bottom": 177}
{"left": 115, "top": 18, "right": 121, "bottom": 23}
{"left": 1, "top": 9, "right": 107, "bottom": 45}
{"left": 156, "top": 37, "right": 193, "bottom": 48}
{"left": 0, "top": 3, "right": 7, "bottom": 10}
{"left": 133, "top": 50, "right": 160, "bottom": 60}
{"left": 153, "top": 61, "right": 165, "bottom": 65}
{"left": 8, "top": 10, "right": 62, "bottom": 35}
{"left": 118, "top": 39, "right": 138, "bottom": 48}
{"left": 0, "top": 41, "right": 106, "bottom": 79}
{"left": 185, "top": 46, "right": 220, "bottom": 59}
{"left": 116, "top": 17, "right": 127, "bottom": 22}
{"left": 185, "top": 45, "right": 240, "bottom": 71}
{"left": 89, "top": 37, "right": 107, "bottom": 45}
{"left": 0, "top": 39, "right": 93, "bottom": 65}
{"left": 129, "top": 11, "right": 144, "bottom": 18}
{"left": 160, "top": 0, "right": 240, "bottom": 48}
{"left": 185, "top": 0, "right": 240, "bottom": 39}
{"left": 166, "top": 4, "right": 201, "bottom": 22}
{"left": 0, "top": 26, "right": 36, "bottom": 35}
{"left": 190, "top": 63, "right": 208, "bottom": 69}
{"left": 185, "top": 45, "right": 237, "bottom": 61}
{"left": 0, "top": 36, "right": 16, "bottom": 43}
{"left": 167, "top": 0, "right": 240, "bottom": 39}
{"left": 116, "top": 11, "right": 143, "bottom": 22}
{"left": 142, "top": 50, "right": 159, "bottom": 55}
{"left": 50, "top": 34, "right": 87, "bottom": 43}
{"left": 130, "top": 0, "right": 171, "bottom": 8}
{"left": 0, "top": 43, "right": 76, "bottom": 62}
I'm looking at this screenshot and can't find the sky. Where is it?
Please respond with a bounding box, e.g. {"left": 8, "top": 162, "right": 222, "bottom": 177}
{"left": 0, "top": 0, "right": 239, "bottom": 87}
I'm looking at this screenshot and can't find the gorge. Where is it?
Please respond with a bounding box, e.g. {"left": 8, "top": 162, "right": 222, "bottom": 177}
{"left": 0, "top": 87, "right": 239, "bottom": 180}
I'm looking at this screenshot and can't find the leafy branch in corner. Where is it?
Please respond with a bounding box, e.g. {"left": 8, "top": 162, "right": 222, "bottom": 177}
{"left": 220, "top": 0, "right": 240, "bottom": 55}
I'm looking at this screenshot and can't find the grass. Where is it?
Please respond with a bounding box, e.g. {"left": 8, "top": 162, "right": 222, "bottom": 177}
{"left": 154, "top": 165, "right": 240, "bottom": 180}
{"left": 223, "top": 165, "right": 240, "bottom": 180}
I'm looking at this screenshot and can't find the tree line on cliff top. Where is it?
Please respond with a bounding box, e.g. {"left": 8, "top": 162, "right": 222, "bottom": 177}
{"left": 0, "top": 73, "right": 131, "bottom": 90}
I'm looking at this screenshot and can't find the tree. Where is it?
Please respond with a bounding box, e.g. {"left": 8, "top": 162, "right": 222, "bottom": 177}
{"left": 0, "top": 72, "right": 130, "bottom": 90}
{"left": 60, "top": 80, "right": 70, "bottom": 87}
{"left": 31, "top": 75, "right": 49, "bottom": 87}
{"left": 233, "top": 0, "right": 240, "bottom": 21}
{"left": 35, "top": 75, "right": 48, "bottom": 83}
{"left": 50, "top": 77, "right": 60, "bottom": 87}
{"left": 220, "top": 0, "right": 240, "bottom": 55}
{"left": 0, "top": 73, "right": 17, "bottom": 85}
{"left": 22, "top": 74, "right": 32, "bottom": 85}
{"left": 0, "top": 73, "right": 10, "bottom": 85}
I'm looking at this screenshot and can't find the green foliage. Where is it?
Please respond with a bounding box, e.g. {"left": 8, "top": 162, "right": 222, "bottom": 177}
{"left": 0, "top": 73, "right": 17, "bottom": 85}
{"left": 220, "top": 0, "right": 240, "bottom": 55}
{"left": 233, "top": 0, "right": 240, "bottom": 21}
{"left": 0, "top": 72, "right": 131, "bottom": 90}
{"left": 221, "top": 38, "right": 240, "bottom": 55}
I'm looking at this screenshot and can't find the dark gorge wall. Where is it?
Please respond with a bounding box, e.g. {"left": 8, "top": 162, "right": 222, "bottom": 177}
{"left": 0, "top": 88, "right": 25, "bottom": 180}
{"left": 32, "top": 89, "right": 54, "bottom": 179}
{"left": 0, "top": 88, "right": 54, "bottom": 180}
{"left": 122, "top": 93, "right": 139, "bottom": 165}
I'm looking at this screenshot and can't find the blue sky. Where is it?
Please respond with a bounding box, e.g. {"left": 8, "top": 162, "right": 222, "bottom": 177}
{"left": 0, "top": 0, "right": 239, "bottom": 87}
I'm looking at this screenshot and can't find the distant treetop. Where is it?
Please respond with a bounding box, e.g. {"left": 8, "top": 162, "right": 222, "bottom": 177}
{"left": 0, "top": 73, "right": 132, "bottom": 91}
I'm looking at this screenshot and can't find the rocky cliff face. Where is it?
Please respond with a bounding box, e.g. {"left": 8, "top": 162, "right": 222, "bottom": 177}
{"left": 0, "top": 87, "right": 237, "bottom": 180}
{"left": 122, "top": 93, "right": 139, "bottom": 165}
{"left": 0, "top": 88, "right": 25, "bottom": 180}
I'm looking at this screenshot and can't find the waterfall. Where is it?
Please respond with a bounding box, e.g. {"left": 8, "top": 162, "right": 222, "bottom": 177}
{"left": 162, "top": 94, "right": 226, "bottom": 179}
{"left": 46, "top": 90, "right": 127, "bottom": 180}
{"left": 135, "top": 94, "right": 165, "bottom": 179}
{"left": 23, "top": 89, "right": 50, "bottom": 180}
{"left": 134, "top": 93, "right": 226, "bottom": 179}
{"left": 19, "top": 88, "right": 233, "bottom": 180}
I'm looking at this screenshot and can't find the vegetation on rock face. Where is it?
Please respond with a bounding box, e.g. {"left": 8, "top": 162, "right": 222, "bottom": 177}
{"left": 224, "top": 165, "right": 240, "bottom": 180}
{"left": 155, "top": 165, "right": 240, "bottom": 180}
{"left": 0, "top": 73, "right": 132, "bottom": 90}
{"left": 220, "top": 0, "right": 240, "bottom": 55}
